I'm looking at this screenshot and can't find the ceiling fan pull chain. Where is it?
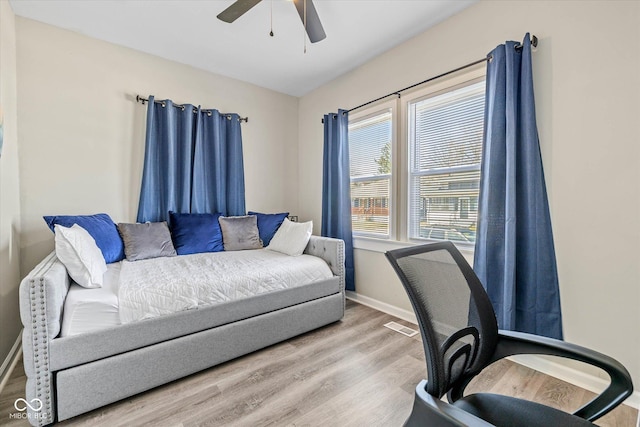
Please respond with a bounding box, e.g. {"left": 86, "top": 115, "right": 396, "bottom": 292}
{"left": 269, "top": 0, "right": 274, "bottom": 37}
{"left": 303, "top": 0, "right": 307, "bottom": 53}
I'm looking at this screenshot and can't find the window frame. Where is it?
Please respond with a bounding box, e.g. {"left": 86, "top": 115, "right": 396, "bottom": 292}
{"left": 348, "top": 99, "right": 398, "bottom": 240}
{"left": 404, "top": 75, "right": 486, "bottom": 249}
{"left": 351, "top": 66, "right": 486, "bottom": 255}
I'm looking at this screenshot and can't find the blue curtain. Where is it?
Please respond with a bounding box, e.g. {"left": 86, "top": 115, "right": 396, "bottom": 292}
{"left": 192, "top": 110, "right": 245, "bottom": 216}
{"left": 137, "top": 96, "right": 245, "bottom": 222}
{"left": 322, "top": 110, "right": 355, "bottom": 291}
{"left": 473, "top": 34, "right": 563, "bottom": 340}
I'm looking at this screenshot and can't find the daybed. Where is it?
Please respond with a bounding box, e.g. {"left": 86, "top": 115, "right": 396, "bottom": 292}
{"left": 19, "top": 235, "right": 345, "bottom": 426}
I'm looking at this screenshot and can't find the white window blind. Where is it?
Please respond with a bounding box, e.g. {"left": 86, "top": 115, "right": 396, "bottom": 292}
{"left": 408, "top": 81, "right": 485, "bottom": 244}
{"left": 349, "top": 109, "right": 392, "bottom": 237}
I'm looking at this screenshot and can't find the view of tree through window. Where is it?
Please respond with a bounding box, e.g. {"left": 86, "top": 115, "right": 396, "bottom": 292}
{"left": 374, "top": 141, "right": 391, "bottom": 174}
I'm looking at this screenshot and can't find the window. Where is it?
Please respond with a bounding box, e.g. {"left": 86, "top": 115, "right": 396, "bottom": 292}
{"left": 348, "top": 71, "right": 485, "bottom": 248}
{"left": 408, "top": 81, "right": 485, "bottom": 244}
{"left": 348, "top": 109, "right": 393, "bottom": 237}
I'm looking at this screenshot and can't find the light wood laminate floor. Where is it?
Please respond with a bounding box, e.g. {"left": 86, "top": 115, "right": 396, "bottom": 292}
{"left": 1, "top": 300, "right": 637, "bottom": 426}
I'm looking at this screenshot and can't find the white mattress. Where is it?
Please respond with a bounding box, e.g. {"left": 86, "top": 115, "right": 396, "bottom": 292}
{"left": 60, "top": 262, "right": 121, "bottom": 337}
{"left": 118, "top": 249, "right": 333, "bottom": 324}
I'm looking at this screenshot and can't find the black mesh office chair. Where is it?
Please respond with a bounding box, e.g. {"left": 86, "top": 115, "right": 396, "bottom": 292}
{"left": 386, "top": 242, "right": 633, "bottom": 427}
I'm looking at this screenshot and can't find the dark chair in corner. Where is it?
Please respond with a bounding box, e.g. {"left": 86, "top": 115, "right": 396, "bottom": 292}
{"left": 385, "top": 242, "right": 633, "bottom": 427}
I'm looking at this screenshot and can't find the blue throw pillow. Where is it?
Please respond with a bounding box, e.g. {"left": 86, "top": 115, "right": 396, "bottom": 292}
{"left": 43, "top": 213, "right": 125, "bottom": 263}
{"left": 248, "top": 211, "right": 289, "bottom": 246}
{"left": 169, "top": 211, "right": 224, "bottom": 255}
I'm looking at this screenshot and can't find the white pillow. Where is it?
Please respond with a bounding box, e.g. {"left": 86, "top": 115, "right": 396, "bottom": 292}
{"left": 267, "top": 218, "right": 313, "bottom": 256}
{"left": 54, "top": 224, "right": 107, "bottom": 288}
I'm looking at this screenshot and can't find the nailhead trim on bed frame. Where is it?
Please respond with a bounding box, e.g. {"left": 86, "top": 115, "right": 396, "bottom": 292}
{"left": 24, "top": 270, "right": 55, "bottom": 425}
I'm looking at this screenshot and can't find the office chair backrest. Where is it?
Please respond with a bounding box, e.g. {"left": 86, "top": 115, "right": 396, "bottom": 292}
{"left": 386, "top": 242, "right": 499, "bottom": 398}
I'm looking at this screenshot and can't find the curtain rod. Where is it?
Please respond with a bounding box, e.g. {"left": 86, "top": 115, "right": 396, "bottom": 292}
{"left": 136, "top": 95, "right": 248, "bottom": 123}
{"left": 322, "top": 34, "right": 537, "bottom": 122}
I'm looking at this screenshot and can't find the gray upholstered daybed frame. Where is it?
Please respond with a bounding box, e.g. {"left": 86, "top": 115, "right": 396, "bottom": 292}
{"left": 19, "top": 236, "right": 345, "bottom": 426}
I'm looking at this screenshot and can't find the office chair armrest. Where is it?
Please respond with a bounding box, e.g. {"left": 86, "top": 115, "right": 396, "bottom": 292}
{"left": 487, "top": 329, "right": 634, "bottom": 422}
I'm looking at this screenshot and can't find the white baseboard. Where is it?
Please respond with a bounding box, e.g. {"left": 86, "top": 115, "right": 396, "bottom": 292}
{"left": 346, "top": 291, "right": 417, "bottom": 324}
{"left": 0, "top": 330, "right": 22, "bottom": 396}
{"left": 346, "top": 292, "right": 639, "bottom": 410}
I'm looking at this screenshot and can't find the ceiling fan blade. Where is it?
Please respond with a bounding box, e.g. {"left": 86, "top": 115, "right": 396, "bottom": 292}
{"left": 292, "top": 0, "right": 326, "bottom": 43}
{"left": 217, "top": 0, "right": 262, "bottom": 23}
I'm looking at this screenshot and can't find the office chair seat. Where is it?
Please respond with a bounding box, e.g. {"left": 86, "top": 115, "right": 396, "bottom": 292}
{"left": 454, "top": 393, "right": 594, "bottom": 427}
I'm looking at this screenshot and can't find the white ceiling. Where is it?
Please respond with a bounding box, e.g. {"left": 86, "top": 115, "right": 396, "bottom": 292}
{"left": 9, "top": 0, "right": 476, "bottom": 97}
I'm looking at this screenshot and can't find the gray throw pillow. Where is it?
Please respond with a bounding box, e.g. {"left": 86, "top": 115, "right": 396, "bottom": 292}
{"left": 218, "top": 215, "right": 263, "bottom": 251}
{"left": 117, "top": 222, "right": 177, "bottom": 261}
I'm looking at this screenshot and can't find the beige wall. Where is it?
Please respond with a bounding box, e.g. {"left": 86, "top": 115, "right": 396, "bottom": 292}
{"left": 0, "top": 0, "right": 22, "bottom": 368}
{"left": 16, "top": 18, "right": 300, "bottom": 274}
{"left": 298, "top": 0, "right": 640, "bottom": 387}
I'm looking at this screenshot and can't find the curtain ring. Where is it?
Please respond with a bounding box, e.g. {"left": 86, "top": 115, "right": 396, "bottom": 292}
{"left": 161, "top": 101, "right": 166, "bottom": 108}
{"left": 181, "top": 105, "right": 185, "bottom": 111}
{"left": 227, "top": 115, "right": 232, "bottom": 121}
{"left": 207, "top": 111, "right": 212, "bottom": 117}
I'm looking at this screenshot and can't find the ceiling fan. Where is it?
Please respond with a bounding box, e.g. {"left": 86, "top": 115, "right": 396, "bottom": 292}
{"left": 217, "top": 0, "right": 327, "bottom": 43}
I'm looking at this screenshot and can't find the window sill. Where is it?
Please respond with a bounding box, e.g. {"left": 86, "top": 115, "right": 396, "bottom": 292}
{"left": 353, "top": 235, "right": 476, "bottom": 259}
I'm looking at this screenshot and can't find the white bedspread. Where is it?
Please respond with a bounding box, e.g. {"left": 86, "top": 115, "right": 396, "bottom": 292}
{"left": 118, "top": 249, "right": 333, "bottom": 324}
{"left": 61, "top": 262, "right": 121, "bottom": 337}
